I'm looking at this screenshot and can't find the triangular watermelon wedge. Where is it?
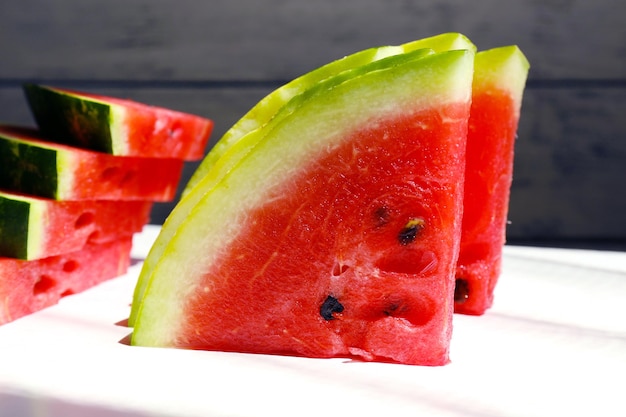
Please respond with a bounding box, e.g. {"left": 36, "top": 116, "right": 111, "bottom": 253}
{"left": 128, "top": 33, "right": 476, "bottom": 327}
{"left": 131, "top": 49, "right": 474, "bottom": 366}
{"left": 455, "top": 45, "right": 529, "bottom": 314}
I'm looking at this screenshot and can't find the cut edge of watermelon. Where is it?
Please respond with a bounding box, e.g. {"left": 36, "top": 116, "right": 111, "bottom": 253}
{"left": 131, "top": 49, "right": 475, "bottom": 349}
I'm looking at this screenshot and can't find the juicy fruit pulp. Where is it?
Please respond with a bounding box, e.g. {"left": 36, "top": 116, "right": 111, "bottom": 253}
{"left": 454, "top": 46, "right": 529, "bottom": 314}
{"left": 23, "top": 84, "right": 213, "bottom": 159}
{"left": 129, "top": 33, "right": 477, "bottom": 327}
{"left": 131, "top": 49, "right": 475, "bottom": 366}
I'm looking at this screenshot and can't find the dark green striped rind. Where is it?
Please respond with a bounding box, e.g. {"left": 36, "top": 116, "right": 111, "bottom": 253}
{"left": 0, "top": 133, "right": 60, "bottom": 199}
{"left": 0, "top": 195, "right": 30, "bottom": 259}
{"left": 23, "top": 84, "right": 114, "bottom": 153}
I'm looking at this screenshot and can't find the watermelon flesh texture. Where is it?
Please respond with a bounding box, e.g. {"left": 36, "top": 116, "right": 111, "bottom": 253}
{"left": 0, "top": 237, "right": 132, "bottom": 325}
{"left": 0, "top": 125, "right": 184, "bottom": 201}
{"left": 177, "top": 105, "right": 467, "bottom": 364}
{"left": 132, "top": 50, "right": 474, "bottom": 366}
{"left": 183, "top": 32, "right": 475, "bottom": 195}
{"left": 23, "top": 84, "right": 214, "bottom": 160}
{"left": 129, "top": 33, "right": 477, "bottom": 327}
{"left": 0, "top": 190, "right": 152, "bottom": 260}
{"left": 455, "top": 46, "right": 529, "bottom": 315}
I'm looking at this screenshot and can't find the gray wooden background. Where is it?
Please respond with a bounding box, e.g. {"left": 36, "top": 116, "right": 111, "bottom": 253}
{"left": 1, "top": 0, "right": 625, "bottom": 247}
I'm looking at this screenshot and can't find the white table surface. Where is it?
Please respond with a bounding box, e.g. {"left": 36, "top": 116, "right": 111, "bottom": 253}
{"left": 1, "top": 225, "right": 625, "bottom": 417}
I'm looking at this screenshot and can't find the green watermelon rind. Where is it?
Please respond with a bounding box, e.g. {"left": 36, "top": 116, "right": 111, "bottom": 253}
{"left": 128, "top": 33, "right": 476, "bottom": 326}
{"left": 473, "top": 45, "right": 530, "bottom": 110}
{"left": 23, "top": 84, "right": 213, "bottom": 160}
{"left": 23, "top": 84, "right": 127, "bottom": 154}
{"left": 0, "top": 195, "right": 32, "bottom": 259}
{"left": 183, "top": 32, "right": 475, "bottom": 195}
{"left": 0, "top": 132, "right": 62, "bottom": 199}
{"left": 131, "top": 49, "right": 475, "bottom": 347}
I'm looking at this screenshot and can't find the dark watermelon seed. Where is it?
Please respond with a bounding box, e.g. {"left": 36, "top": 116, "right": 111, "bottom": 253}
{"left": 383, "top": 303, "right": 400, "bottom": 316}
{"left": 373, "top": 206, "right": 391, "bottom": 226}
{"left": 454, "top": 279, "right": 470, "bottom": 303}
{"left": 398, "top": 218, "right": 425, "bottom": 245}
{"left": 320, "top": 295, "right": 344, "bottom": 321}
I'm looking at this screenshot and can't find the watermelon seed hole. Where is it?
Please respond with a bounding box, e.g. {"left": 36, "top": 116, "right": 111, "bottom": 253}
{"left": 101, "top": 167, "right": 120, "bottom": 181}
{"left": 454, "top": 279, "right": 470, "bottom": 304}
{"left": 373, "top": 206, "right": 391, "bottom": 227}
{"left": 75, "top": 212, "right": 94, "bottom": 229}
{"left": 63, "top": 260, "right": 79, "bottom": 273}
{"left": 380, "top": 294, "right": 436, "bottom": 327}
{"left": 375, "top": 250, "right": 438, "bottom": 275}
{"left": 332, "top": 262, "right": 350, "bottom": 276}
{"left": 87, "top": 231, "right": 100, "bottom": 243}
{"left": 33, "top": 275, "right": 56, "bottom": 296}
{"left": 120, "top": 171, "right": 136, "bottom": 185}
{"left": 60, "top": 289, "right": 74, "bottom": 298}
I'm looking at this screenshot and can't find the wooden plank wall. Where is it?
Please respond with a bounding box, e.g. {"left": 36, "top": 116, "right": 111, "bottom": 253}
{"left": 1, "top": 0, "right": 625, "bottom": 246}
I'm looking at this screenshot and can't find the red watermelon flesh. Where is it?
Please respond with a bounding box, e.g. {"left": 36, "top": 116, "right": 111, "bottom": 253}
{"left": 0, "top": 190, "right": 152, "bottom": 260}
{"left": 455, "top": 46, "right": 529, "bottom": 315}
{"left": 178, "top": 105, "right": 468, "bottom": 365}
{"left": 24, "top": 84, "right": 214, "bottom": 160}
{"left": 0, "top": 125, "right": 184, "bottom": 201}
{"left": 0, "top": 237, "right": 132, "bottom": 325}
{"left": 131, "top": 50, "right": 475, "bottom": 366}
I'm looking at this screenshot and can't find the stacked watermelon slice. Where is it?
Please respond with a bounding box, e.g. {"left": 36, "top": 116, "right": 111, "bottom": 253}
{"left": 0, "top": 86, "right": 213, "bottom": 325}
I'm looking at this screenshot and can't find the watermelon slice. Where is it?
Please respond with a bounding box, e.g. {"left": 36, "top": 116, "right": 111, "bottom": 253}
{"left": 0, "top": 237, "right": 132, "bottom": 325}
{"left": 0, "top": 125, "right": 184, "bottom": 201}
{"left": 23, "top": 84, "right": 213, "bottom": 159}
{"left": 183, "top": 32, "right": 474, "bottom": 195}
{"left": 0, "top": 190, "right": 152, "bottom": 260}
{"left": 454, "top": 46, "right": 530, "bottom": 315}
{"left": 129, "top": 33, "right": 477, "bottom": 327}
{"left": 131, "top": 49, "right": 475, "bottom": 366}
